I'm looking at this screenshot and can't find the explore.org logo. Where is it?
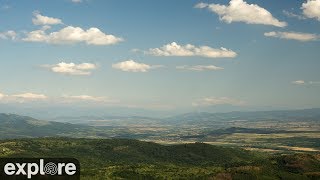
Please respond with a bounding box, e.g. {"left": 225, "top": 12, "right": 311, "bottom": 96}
{"left": 0, "top": 158, "right": 80, "bottom": 180}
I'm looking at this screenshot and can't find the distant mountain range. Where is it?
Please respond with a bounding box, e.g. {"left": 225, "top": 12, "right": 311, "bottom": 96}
{"left": 0, "top": 108, "right": 319, "bottom": 139}
{"left": 166, "top": 108, "right": 320, "bottom": 126}
{"left": 52, "top": 108, "right": 320, "bottom": 126}
{"left": 1, "top": 102, "right": 317, "bottom": 120}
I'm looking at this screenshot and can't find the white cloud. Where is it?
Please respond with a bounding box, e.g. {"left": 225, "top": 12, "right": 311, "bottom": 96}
{"left": 292, "top": 80, "right": 305, "bottom": 85}
{"left": 194, "top": 2, "right": 209, "bottom": 9}
{"left": 32, "top": 12, "right": 63, "bottom": 25}
{"left": 0, "top": 91, "right": 120, "bottom": 104}
{"left": 12, "top": 93, "right": 47, "bottom": 100}
{"left": 302, "top": 0, "right": 320, "bottom": 21}
{"left": 195, "top": 0, "right": 287, "bottom": 27}
{"left": 0, "top": 93, "right": 6, "bottom": 99}
{"left": 0, "top": 30, "right": 17, "bottom": 40}
{"left": 292, "top": 80, "right": 320, "bottom": 85}
{"left": 146, "top": 42, "right": 237, "bottom": 58}
{"left": 112, "top": 60, "right": 162, "bottom": 72}
{"left": 0, "top": 92, "right": 47, "bottom": 103}
{"left": 131, "top": 48, "right": 142, "bottom": 53}
{"left": 71, "top": 0, "right": 82, "bottom": 3}
{"left": 23, "top": 26, "right": 123, "bottom": 45}
{"left": 176, "top": 65, "right": 224, "bottom": 71}
{"left": 283, "top": 10, "right": 306, "bottom": 20}
{"left": 264, "top": 31, "right": 319, "bottom": 42}
{"left": 41, "top": 25, "right": 52, "bottom": 31}
{"left": 193, "top": 97, "right": 246, "bottom": 106}
{"left": 45, "top": 62, "right": 97, "bottom": 75}
{"left": 62, "top": 95, "right": 107, "bottom": 102}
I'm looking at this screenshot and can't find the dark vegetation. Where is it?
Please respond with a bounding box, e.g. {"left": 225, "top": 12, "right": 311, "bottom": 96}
{"left": 0, "top": 138, "right": 319, "bottom": 179}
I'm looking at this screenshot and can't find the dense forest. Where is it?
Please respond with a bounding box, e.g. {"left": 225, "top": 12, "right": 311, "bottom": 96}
{"left": 1, "top": 138, "right": 319, "bottom": 179}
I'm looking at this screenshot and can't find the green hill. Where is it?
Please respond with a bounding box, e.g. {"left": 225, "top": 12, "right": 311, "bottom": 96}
{"left": 0, "top": 138, "right": 319, "bottom": 179}
{"left": 0, "top": 113, "right": 105, "bottom": 139}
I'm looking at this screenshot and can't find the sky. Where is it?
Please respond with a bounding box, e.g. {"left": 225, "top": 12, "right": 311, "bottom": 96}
{"left": 0, "top": 0, "right": 319, "bottom": 116}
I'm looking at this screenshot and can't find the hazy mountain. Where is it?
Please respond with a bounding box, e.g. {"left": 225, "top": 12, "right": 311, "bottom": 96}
{"left": 0, "top": 113, "right": 99, "bottom": 139}
{"left": 165, "top": 108, "right": 320, "bottom": 125}
{"left": 0, "top": 104, "right": 178, "bottom": 120}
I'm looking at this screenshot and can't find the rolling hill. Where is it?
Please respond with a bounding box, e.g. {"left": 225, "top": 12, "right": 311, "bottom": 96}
{"left": 0, "top": 138, "right": 319, "bottom": 179}
{"left": 0, "top": 113, "right": 100, "bottom": 139}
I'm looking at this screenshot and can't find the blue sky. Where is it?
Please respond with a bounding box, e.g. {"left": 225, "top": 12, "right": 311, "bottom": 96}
{"left": 0, "top": 0, "right": 319, "bottom": 114}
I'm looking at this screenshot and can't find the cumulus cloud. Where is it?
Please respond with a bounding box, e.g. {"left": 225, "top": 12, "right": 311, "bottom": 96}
{"left": 44, "top": 62, "right": 97, "bottom": 75}
{"left": 146, "top": 42, "right": 237, "bottom": 58}
{"left": 195, "top": 0, "right": 287, "bottom": 27}
{"left": 32, "top": 12, "right": 63, "bottom": 25}
{"left": 264, "top": 31, "right": 319, "bottom": 42}
{"left": 0, "top": 30, "right": 17, "bottom": 40}
{"left": 176, "top": 65, "right": 224, "bottom": 71}
{"left": 112, "top": 60, "right": 162, "bottom": 72}
{"left": 23, "top": 26, "right": 123, "bottom": 45}
{"left": 193, "top": 97, "right": 246, "bottom": 106}
{"left": 302, "top": 0, "right": 320, "bottom": 21}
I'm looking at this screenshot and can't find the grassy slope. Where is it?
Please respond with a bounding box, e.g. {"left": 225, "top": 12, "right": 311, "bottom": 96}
{"left": 0, "top": 138, "right": 319, "bottom": 179}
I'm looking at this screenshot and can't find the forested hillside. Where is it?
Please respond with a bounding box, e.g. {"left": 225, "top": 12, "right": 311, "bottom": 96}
{"left": 0, "top": 138, "right": 319, "bottom": 179}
